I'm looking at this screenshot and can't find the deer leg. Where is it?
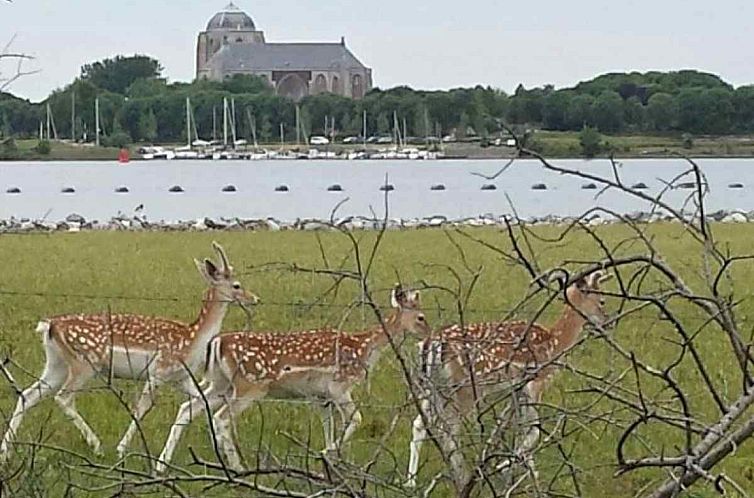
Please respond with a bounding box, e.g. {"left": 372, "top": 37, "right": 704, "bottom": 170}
{"left": 319, "top": 402, "right": 336, "bottom": 453}
{"left": 440, "top": 411, "right": 468, "bottom": 492}
{"left": 334, "top": 392, "right": 362, "bottom": 449}
{"left": 116, "top": 377, "right": 163, "bottom": 458}
{"left": 156, "top": 380, "right": 226, "bottom": 473}
{"left": 213, "top": 389, "right": 259, "bottom": 472}
{"left": 497, "top": 382, "right": 542, "bottom": 478}
{"left": 406, "top": 398, "right": 433, "bottom": 488}
{"left": 0, "top": 348, "right": 67, "bottom": 459}
{"left": 54, "top": 367, "right": 101, "bottom": 455}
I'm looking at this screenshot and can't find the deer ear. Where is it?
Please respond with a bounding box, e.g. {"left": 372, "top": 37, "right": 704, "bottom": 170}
{"left": 409, "top": 290, "right": 421, "bottom": 306}
{"left": 197, "top": 258, "right": 219, "bottom": 282}
{"left": 588, "top": 270, "right": 611, "bottom": 288}
{"left": 391, "top": 284, "right": 404, "bottom": 309}
{"left": 212, "top": 241, "right": 231, "bottom": 274}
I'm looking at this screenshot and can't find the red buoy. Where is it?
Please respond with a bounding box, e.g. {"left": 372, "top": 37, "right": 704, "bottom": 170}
{"left": 118, "top": 148, "right": 130, "bottom": 163}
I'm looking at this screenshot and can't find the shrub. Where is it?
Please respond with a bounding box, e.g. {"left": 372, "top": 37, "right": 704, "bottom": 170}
{"left": 579, "top": 125, "right": 603, "bottom": 158}
{"left": 101, "top": 131, "right": 132, "bottom": 148}
{"left": 34, "top": 140, "right": 52, "bottom": 155}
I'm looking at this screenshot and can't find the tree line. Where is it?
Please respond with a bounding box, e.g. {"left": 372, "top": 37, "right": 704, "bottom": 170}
{"left": 2, "top": 55, "right": 754, "bottom": 146}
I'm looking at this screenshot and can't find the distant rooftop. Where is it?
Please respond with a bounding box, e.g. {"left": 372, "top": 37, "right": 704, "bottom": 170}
{"left": 206, "top": 2, "right": 256, "bottom": 31}
{"left": 212, "top": 42, "right": 368, "bottom": 72}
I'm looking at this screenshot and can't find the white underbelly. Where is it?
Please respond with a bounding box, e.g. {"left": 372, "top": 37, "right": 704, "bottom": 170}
{"left": 267, "top": 369, "right": 339, "bottom": 401}
{"left": 104, "top": 347, "right": 159, "bottom": 380}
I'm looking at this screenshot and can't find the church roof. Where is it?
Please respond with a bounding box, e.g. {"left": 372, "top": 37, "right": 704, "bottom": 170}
{"left": 209, "top": 42, "right": 368, "bottom": 72}
{"left": 207, "top": 2, "right": 256, "bottom": 31}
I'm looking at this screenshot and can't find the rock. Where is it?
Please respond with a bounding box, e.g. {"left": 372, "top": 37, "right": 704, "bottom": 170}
{"left": 379, "top": 184, "right": 395, "bottom": 192}
{"left": 222, "top": 185, "right": 237, "bottom": 193}
{"left": 678, "top": 182, "right": 696, "bottom": 189}
{"left": 169, "top": 185, "right": 185, "bottom": 193}
{"left": 266, "top": 218, "right": 281, "bottom": 231}
{"left": 5, "top": 187, "right": 21, "bottom": 194}
{"left": 631, "top": 182, "right": 648, "bottom": 190}
{"left": 430, "top": 184, "right": 446, "bottom": 191}
{"left": 61, "top": 187, "right": 76, "bottom": 194}
{"left": 723, "top": 212, "right": 748, "bottom": 223}
{"left": 275, "top": 185, "right": 290, "bottom": 192}
{"left": 327, "top": 184, "right": 344, "bottom": 192}
{"left": 729, "top": 183, "right": 745, "bottom": 189}
{"left": 427, "top": 216, "right": 447, "bottom": 227}
{"left": 531, "top": 183, "right": 547, "bottom": 191}
{"left": 65, "top": 213, "right": 86, "bottom": 224}
{"left": 481, "top": 184, "right": 497, "bottom": 191}
{"left": 115, "top": 186, "right": 130, "bottom": 193}
{"left": 582, "top": 183, "right": 598, "bottom": 190}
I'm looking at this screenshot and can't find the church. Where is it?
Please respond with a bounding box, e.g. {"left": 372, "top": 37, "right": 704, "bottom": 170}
{"left": 196, "top": 3, "right": 373, "bottom": 101}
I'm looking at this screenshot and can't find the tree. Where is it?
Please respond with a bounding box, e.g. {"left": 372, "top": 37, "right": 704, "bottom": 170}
{"left": 566, "top": 94, "right": 595, "bottom": 129}
{"left": 81, "top": 55, "right": 163, "bottom": 94}
{"left": 542, "top": 91, "right": 571, "bottom": 130}
{"left": 623, "top": 96, "right": 646, "bottom": 130}
{"left": 592, "top": 91, "right": 624, "bottom": 132}
{"left": 579, "top": 125, "right": 602, "bottom": 158}
{"left": 646, "top": 93, "right": 676, "bottom": 131}
{"left": 137, "top": 109, "right": 158, "bottom": 142}
{"left": 222, "top": 74, "right": 273, "bottom": 95}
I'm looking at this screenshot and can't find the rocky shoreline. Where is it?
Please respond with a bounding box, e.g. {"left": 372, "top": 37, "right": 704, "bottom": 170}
{"left": 0, "top": 209, "right": 752, "bottom": 234}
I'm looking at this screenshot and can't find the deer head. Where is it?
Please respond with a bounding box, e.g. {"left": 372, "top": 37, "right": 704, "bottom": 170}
{"left": 389, "top": 284, "right": 432, "bottom": 338}
{"left": 565, "top": 270, "right": 611, "bottom": 325}
{"left": 195, "top": 242, "right": 259, "bottom": 308}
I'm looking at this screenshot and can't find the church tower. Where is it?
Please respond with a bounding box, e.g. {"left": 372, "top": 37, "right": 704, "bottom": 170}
{"left": 196, "top": 2, "right": 265, "bottom": 79}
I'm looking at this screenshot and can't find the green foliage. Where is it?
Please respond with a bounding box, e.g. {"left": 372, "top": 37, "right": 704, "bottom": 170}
{"left": 0, "top": 137, "right": 19, "bottom": 159}
{"left": 579, "top": 125, "right": 602, "bottom": 158}
{"left": 81, "top": 55, "right": 163, "bottom": 95}
{"left": 646, "top": 93, "right": 676, "bottom": 131}
{"left": 3, "top": 60, "right": 754, "bottom": 143}
{"left": 137, "top": 109, "right": 158, "bottom": 142}
{"left": 34, "top": 140, "right": 51, "bottom": 155}
{"left": 101, "top": 130, "right": 131, "bottom": 148}
{"left": 682, "top": 133, "right": 694, "bottom": 149}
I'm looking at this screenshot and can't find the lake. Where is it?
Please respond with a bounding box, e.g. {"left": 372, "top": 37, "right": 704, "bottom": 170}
{"left": 0, "top": 158, "right": 751, "bottom": 222}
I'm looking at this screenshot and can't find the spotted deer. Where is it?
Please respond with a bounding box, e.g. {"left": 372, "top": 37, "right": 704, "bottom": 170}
{"left": 406, "top": 271, "right": 611, "bottom": 488}
{"left": 156, "top": 285, "right": 431, "bottom": 473}
{"left": 0, "top": 242, "right": 258, "bottom": 461}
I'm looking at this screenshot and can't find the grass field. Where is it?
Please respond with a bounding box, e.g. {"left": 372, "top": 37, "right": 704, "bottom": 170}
{"left": 0, "top": 226, "right": 752, "bottom": 496}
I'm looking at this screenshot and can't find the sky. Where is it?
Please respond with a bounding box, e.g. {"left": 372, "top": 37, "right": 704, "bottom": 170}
{"left": 1, "top": 0, "right": 753, "bottom": 102}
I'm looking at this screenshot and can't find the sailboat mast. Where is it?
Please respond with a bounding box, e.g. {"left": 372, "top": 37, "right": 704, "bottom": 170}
{"left": 231, "top": 98, "right": 237, "bottom": 144}
{"left": 363, "top": 110, "right": 367, "bottom": 148}
{"left": 279, "top": 123, "right": 284, "bottom": 151}
{"left": 71, "top": 92, "right": 76, "bottom": 141}
{"left": 186, "top": 96, "right": 191, "bottom": 147}
{"left": 223, "top": 97, "right": 228, "bottom": 146}
{"left": 212, "top": 105, "right": 217, "bottom": 142}
{"left": 295, "top": 105, "right": 301, "bottom": 145}
{"left": 46, "top": 103, "right": 51, "bottom": 140}
{"left": 95, "top": 97, "right": 100, "bottom": 147}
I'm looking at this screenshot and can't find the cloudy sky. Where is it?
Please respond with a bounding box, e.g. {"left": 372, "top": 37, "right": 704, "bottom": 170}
{"left": 1, "top": 0, "right": 753, "bottom": 102}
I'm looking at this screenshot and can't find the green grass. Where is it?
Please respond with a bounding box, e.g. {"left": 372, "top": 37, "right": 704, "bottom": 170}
{"left": 0, "top": 227, "right": 753, "bottom": 496}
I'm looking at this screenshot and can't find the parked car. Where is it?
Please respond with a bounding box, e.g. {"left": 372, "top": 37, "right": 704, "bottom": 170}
{"left": 376, "top": 136, "right": 393, "bottom": 144}
{"left": 342, "top": 136, "right": 362, "bottom": 144}
{"left": 310, "top": 136, "right": 330, "bottom": 145}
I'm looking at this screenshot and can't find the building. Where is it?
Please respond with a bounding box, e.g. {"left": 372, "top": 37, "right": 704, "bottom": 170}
{"left": 196, "top": 3, "right": 373, "bottom": 101}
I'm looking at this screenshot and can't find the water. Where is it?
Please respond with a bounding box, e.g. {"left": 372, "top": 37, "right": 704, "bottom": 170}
{"left": 0, "top": 158, "right": 752, "bottom": 222}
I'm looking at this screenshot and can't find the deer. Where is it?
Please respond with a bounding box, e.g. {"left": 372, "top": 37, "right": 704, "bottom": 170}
{"left": 155, "top": 284, "right": 432, "bottom": 473}
{"left": 0, "top": 242, "right": 259, "bottom": 461}
{"left": 406, "top": 270, "right": 611, "bottom": 489}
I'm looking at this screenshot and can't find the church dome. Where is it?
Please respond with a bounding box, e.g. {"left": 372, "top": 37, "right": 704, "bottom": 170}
{"left": 207, "top": 3, "right": 256, "bottom": 31}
